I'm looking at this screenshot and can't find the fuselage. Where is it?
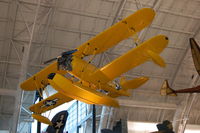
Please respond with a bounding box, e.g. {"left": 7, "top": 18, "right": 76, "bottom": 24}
{"left": 173, "top": 85, "right": 200, "bottom": 93}
{"left": 65, "top": 55, "right": 129, "bottom": 96}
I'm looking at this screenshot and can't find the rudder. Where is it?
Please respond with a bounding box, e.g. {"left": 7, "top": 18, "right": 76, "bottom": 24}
{"left": 160, "top": 80, "right": 177, "bottom": 96}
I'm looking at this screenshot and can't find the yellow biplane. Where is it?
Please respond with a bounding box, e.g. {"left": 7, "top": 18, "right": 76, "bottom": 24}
{"left": 20, "top": 8, "right": 169, "bottom": 124}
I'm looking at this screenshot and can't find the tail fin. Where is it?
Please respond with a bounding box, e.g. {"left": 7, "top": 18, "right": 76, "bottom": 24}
{"left": 120, "top": 76, "right": 149, "bottom": 90}
{"left": 146, "top": 50, "right": 166, "bottom": 67}
{"left": 46, "top": 110, "right": 68, "bottom": 132}
{"left": 160, "top": 80, "right": 177, "bottom": 96}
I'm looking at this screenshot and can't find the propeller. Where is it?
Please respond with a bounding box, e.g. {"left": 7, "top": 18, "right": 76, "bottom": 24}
{"left": 43, "top": 49, "right": 77, "bottom": 64}
{"left": 43, "top": 57, "right": 58, "bottom": 64}
{"left": 61, "top": 49, "right": 77, "bottom": 57}
{"left": 43, "top": 49, "right": 77, "bottom": 70}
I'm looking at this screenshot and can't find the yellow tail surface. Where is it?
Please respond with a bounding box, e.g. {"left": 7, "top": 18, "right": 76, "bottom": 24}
{"left": 120, "top": 76, "right": 149, "bottom": 90}
{"left": 108, "top": 76, "right": 149, "bottom": 98}
{"left": 146, "top": 50, "right": 166, "bottom": 67}
{"left": 32, "top": 114, "right": 52, "bottom": 125}
{"left": 160, "top": 80, "right": 177, "bottom": 96}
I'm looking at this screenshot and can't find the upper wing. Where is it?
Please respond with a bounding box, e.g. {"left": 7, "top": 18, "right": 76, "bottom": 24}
{"left": 96, "top": 35, "right": 168, "bottom": 80}
{"left": 20, "top": 62, "right": 67, "bottom": 91}
{"left": 29, "top": 92, "right": 73, "bottom": 114}
{"left": 74, "top": 8, "right": 155, "bottom": 58}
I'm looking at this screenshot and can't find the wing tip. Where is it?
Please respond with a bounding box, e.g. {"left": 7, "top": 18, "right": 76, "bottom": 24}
{"left": 32, "top": 114, "right": 53, "bottom": 125}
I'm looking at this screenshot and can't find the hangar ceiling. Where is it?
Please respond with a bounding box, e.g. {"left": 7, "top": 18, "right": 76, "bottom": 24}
{"left": 0, "top": 0, "right": 199, "bottom": 132}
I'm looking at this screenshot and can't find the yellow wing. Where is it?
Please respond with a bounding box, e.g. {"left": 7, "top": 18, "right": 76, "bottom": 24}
{"left": 48, "top": 73, "right": 119, "bottom": 107}
{"left": 20, "top": 62, "right": 67, "bottom": 91}
{"left": 74, "top": 8, "right": 155, "bottom": 57}
{"left": 120, "top": 77, "right": 149, "bottom": 90}
{"left": 98, "top": 35, "right": 168, "bottom": 80}
{"left": 32, "top": 114, "right": 52, "bottom": 125}
{"left": 29, "top": 92, "right": 73, "bottom": 114}
{"left": 108, "top": 77, "right": 149, "bottom": 98}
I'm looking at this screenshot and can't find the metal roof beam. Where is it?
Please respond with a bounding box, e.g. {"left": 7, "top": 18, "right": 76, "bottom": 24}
{"left": 0, "top": 88, "right": 17, "bottom": 97}
{"left": 0, "top": 60, "right": 45, "bottom": 68}
{"left": 125, "top": 1, "right": 200, "bottom": 20}
{"left": 19, "top": 0, "right": 52, "bottom": 8}
{"left": 159, "top": 9, "right": 200, "bottom": 20}
{"left": 57, "top": 8, "right": 112, "bottom": 20}
{"left": 151, "top": 25, "right": 194, "bottom": 35}
{"left": 19, "top": 0, "right": 113, "bottom": 20}
{"left": 119, "top": 99, "right": 177, "bottom": 110}
{"left": 12, "top": 0, "right": 42, "bottom": 132}
{"left": 54, "top": 26, "right": 97, "bottom": 36}
{"left": 0, "top": 0, "right": 11, "bottom": 3}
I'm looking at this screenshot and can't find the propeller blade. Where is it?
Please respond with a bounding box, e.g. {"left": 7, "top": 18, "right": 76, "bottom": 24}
{"left": 61, "top": 49, "right": 77, "bottom": 57}
{"left": 43, "top": 57, "right": 57, "bottom": 64}
{"left": 57, "top": 60, "right": 60, "bottom": 70}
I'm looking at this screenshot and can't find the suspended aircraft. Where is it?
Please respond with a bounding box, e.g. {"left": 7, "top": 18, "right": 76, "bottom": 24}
{"left": 161, "top": 80, "right": 200, "bottom": 96}
{"left": 20, "top": 8, "right": 169, "bottom": 124}
{"left": 45, "top": 110, "right": 68, "bottom": 132}
{"left": 160, "top": 38, "right": 200, "bottom": 96}
{"left": 151, "top": 120, "right": 174, "bottom": 133}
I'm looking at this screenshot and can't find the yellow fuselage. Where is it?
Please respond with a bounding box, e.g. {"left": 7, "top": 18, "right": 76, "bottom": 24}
{"left": 69, "top": 56, "right": 129, "bottom": 96}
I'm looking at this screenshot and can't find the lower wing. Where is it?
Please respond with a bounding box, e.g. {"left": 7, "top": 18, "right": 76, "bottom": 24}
{"left": 29, "top": 92, "right": 73, "bottom": 114}
{"left": 97, "top": 35, "right": 168, "bottom": 80}
{"left": 20, "top": 62, "right": 67, "bottom": 91}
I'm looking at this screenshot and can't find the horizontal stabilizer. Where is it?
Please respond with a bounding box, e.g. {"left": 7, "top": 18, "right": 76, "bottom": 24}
{"left": 32, "top": 114, "right": 52, "bottom": 125}
{"left": 120, "top": 76, "right": 149, "bottom": 90}
{"left": 108, "top": 77, "right": 149, "bottom": 98}
{"left": 146, "top": 50, "right": 166, "bottom": 67}
{"left": 108, "top": 90, "right": 131, "bottom": 98}
{"left": 160, "top": 80, "right": 177, "bottom": 96}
